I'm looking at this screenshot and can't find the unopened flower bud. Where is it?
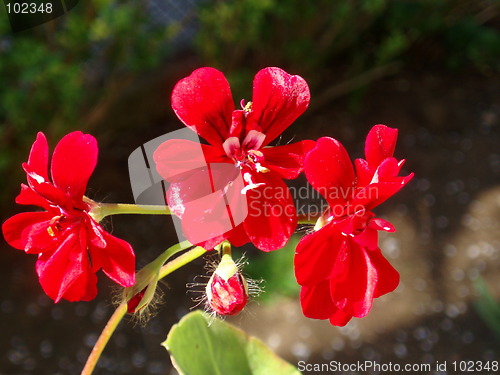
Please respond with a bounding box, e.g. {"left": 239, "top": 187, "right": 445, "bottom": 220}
{"left": 206, "top": 253, "right": 248, "bottom": 316}
{"left": 123, "top": 263, "right": 160, "bottom": 315}
{"left": 127, "top": 287, "right": 147, "bottom": 313}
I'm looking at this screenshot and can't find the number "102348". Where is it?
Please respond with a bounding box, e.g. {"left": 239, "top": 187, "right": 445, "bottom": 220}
{"left": 6, "top": 2, "right": 53, "bottom": 14}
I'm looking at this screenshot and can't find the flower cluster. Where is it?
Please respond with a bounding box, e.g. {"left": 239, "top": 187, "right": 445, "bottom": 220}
{"left": 154, "top": 67, "right": 314, "bottom": 251}
{"left": 153, "top": 68, "right": 412, "bottom": 324}
{"left": 294, "top": 126, "right": 413, "bottom": 325}
{"left": 3, "top": 67, "right": 413, "bottom": 327}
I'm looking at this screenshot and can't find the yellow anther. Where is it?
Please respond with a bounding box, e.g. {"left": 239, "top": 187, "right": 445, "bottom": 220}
{"left": 247, "top": 149, "right": 263, "bottom": 158}
{"left": 243, "top": 101, "right": 253, "bottom": 113}
{"left": 255, "top": 163, "right": 270, "bottom": 173}
{"left": 46, "top": 215, "right": 64, "bottom": 237}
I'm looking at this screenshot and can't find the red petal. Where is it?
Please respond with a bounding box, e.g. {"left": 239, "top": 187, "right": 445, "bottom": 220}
{"left": 261, "top": 140, "right": 316, "bottom": 179}
{"left": 328, "top": 309, "right": 353, "bottom": 326}
{"left": 26, "top": 132, "right": 49, "bottom": 184}
{"left": 24, "top": 220, "right": 61, "bottom": 254}
{"left": 300, "top": 280, "right": 337, "bottom": 320}
{"left": 369, "top": 248, "right": 400, "bottom": 298}
{"left": 180, "top": 188, "right": 237, "bottom": 246}
{"left": 332, "top": 209, "right": 370, "bottom": 235}
{"left": 304, "top": 137, "right": 355, "bottom": 208}
{"left": 354, "top": 158, "right": 372, "bottom": 188}
{"left": 167, "top": 164, "right": 247, "bottom": 247}
{"left": 195, "top": 223, "right": 250, "bottom": 250}
{"left": 172, "top": 67, "right": 234, "bottom": 146}
{"left": 370, "top": 218, "right": 395, "bottom": 232}
{"left": 352, "top": 226, "right": 379, "bottom": 251}
{"left": 15, "top": 184, "right": 52, "bottom": 210}
{"left": 373, "top": 156, "right": 402, "bottom": 180}
{"left": 229, "top": 110, "right": 244, "bottom": 138}
{"left": 166, "top": 167, "right": 217, "bottom": 217}
{"left": 241, "top": 130, "right": 266, "bottom": 151}
{"left": 351, "top": 157, "right": 413, "bottom": 210}
{"left": 57, "top": 268, "right": 98, "bottom": 302}
{"left": 354, "top": 177, "right": 414, "bottom": 211}
{"left": 252, "top": 67, "right": 310, "bottom": 146}
{"left": 187, "top": 223, "right": 250, "bottom": 251}
{"left": 226, "top": 223, "right": 250, "bottom": 247}
{"left": 51, "top": 132, "right": 98, "bottom": 201}
{"left": 36, "top": 229, "right": 95, "bottom": 302}
{"left": 90, "top": 229, "right": 136, "bottom": 287}
{"left": 21, "top": 166, "right": 72, "bottom": 208}
{"left": 294, "top": 223, "right": 349, "bottom": 286}
{"left": 154, "top": 139, "right": 227, "bottom": 183}
{"left": 2, "top": 212, "right": 53, "bottom": 250}
{"left": 195, "top": 234, "right": 229, "bottom": 251}
{"left": 88, "top": 218, "right": 106, "bottom": 248}
{"left": 222, "top": 137, "right": 241, "bottom": 160}
{"left": 243, "top": 173, "right": 297, "bottom": 251}
{"left": 365, "top": 125, "right": 398, "bottom": 169}
{"left": 330, "top": 241, "right": 377, "bottom": 318}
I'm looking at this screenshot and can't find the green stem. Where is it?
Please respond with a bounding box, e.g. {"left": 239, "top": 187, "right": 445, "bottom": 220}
{"left": 123, "top": 241, "right": 195, "bottom": 309}
{"left": 220, "top": 241, "right": 231, "bottom": 257}
{"left": 159, "top": 246, "right": 207, "bottom": 279}
{"left": 152, "top": 241, "right": 193, "bottom": 270}
{"left": 297, "top": 215, "right": 318, "bottom": 225}
{"left": 91, "top": 202, "right": 171, "bottom": 221}
{"left": 81, "top": 246, "right": 207, "bottom": 375}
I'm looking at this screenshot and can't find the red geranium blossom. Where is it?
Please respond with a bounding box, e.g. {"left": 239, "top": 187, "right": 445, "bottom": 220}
{"left": 294, "top": 125, "right": 413, "bottom": 326}
{"left": 154, "top": 67, "right": 314, "bottom": 251}
{"left": 2, "top": 132, "right": 135, "bottom": 302}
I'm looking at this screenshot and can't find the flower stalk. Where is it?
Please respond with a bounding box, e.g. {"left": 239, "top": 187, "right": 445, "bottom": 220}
{"left": 81, "top": 303, "right": 127, "bottom": 375}
{"left": 124, "top": 241, "right": 194, "bottom": 313}
{"left": 81, "top": 244, "right": 207, "bottom": 375}
{"left": 88, "top": 202, "right": 171, "bottom": 222}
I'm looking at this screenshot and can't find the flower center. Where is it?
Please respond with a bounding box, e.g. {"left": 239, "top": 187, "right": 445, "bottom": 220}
{"left": 240, "top": 99, "right": 253, "bottom": 113}
{"left": 46, "top": 209, "right": 85, "bottom": 237}
{"left": 316, "top": 205, "right": 373, "bottom": 237}
{"left": 222, "top": 131, "right": 269, "bottom": 173}
{"left": 47, "top": 215, "right": 66, "bottom": 237}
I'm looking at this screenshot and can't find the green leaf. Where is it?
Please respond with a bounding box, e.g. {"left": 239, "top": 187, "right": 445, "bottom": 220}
{"left": 163, "top": 310, "right": 300, "bottom": 375}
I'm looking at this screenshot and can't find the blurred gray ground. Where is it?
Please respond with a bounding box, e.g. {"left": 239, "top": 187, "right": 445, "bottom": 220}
{"left": 1, "top": 65, "right": 500, "bottom": 374}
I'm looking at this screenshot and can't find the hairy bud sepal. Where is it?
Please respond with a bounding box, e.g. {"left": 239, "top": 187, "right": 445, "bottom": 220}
{"left": 123, "top": 262, "right": 160, "bottom": 314}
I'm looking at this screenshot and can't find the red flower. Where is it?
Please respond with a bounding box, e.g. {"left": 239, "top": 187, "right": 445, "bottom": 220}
{"left": 294, "top": 125, "right": 413, "bottom": 326}
{"left": 154, "top": 67, "right": 314, "bottom": 251}
{"left": 2, "top": 132, "right": 135, "bottom": 302}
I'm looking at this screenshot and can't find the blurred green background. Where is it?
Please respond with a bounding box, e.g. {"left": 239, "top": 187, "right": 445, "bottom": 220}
{"left": 1, "top": 0, "right": 500, "bottom": 374}
{"left": 2, "top": 0, "right": 499, "bottom": 207}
